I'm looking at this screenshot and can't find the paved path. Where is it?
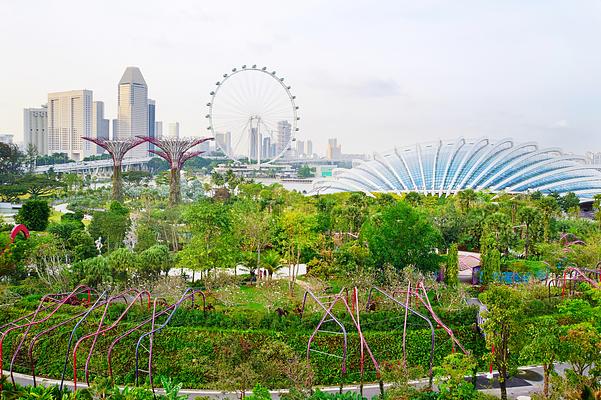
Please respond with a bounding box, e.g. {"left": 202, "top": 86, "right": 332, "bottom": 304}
{"left": 3, "top": 364, "right": 569, "bottom": 399}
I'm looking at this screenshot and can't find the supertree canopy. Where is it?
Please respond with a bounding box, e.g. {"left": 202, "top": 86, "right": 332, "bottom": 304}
{"left": 81, "top": 137, "right": 146, "bottom": 201}
{"left": 139, "top": 136, "right": 213, "bottom": 205}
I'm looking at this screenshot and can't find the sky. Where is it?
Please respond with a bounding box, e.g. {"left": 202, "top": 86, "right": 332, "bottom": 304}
{"left": 1, "top": 0, "right": 600, "bottom": 155}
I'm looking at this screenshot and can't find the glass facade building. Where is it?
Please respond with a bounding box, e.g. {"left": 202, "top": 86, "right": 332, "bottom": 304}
{"left": 312, "top": 138, "right": 601, "bottom": 201}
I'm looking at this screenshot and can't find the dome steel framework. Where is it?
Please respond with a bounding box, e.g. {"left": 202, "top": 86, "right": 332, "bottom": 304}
{"left": 312, "top": 137, "right": 601, "bottom": 200}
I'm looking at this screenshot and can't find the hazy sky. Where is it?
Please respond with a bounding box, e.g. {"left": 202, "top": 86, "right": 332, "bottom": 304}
{"left": 1, "top": 0, "right": 600, "bottom": 155}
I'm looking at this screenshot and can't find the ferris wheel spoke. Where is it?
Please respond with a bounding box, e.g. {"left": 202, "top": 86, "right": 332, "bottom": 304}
{"left": 209, "top": 67, "right": 296, "bottom": 162}
{"left": 261, "top": 93, "right": 293, "bottom": 117}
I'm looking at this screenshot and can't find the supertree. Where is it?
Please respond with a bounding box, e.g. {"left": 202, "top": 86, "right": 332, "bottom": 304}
{"left": 138, "top": 136, "right": 214, "bottom": 205}
{"left": 81, "top": 137, "right": 146, "bottom": 201}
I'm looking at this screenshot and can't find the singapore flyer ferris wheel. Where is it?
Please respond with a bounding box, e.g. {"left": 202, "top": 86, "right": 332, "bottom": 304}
{"left": 206, "top": 65, "right": 299, "bottom": 164}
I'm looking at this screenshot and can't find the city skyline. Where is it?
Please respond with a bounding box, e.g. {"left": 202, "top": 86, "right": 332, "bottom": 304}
{"left": 1, "top": 1, "right": 600, "bottom": 156}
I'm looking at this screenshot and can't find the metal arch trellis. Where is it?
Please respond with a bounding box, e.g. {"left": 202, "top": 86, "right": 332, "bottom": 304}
{"left": 300, "top": 287, "right": 381, "bottom": 396}
{"left": 72, "top": 290, "right": 152, "bottom": 389}
{"left": 206, "top": 65, "right": 300, "bottom": 165}
{"left": 300, "top": 289, "right": 349, "bottom": 377}
{"left": 0, "top": 285, "right": 96, "bottom": 388}
{"left": 134, "top": 288, "right": 206, "bottom": 391}
{"left": 388, "top": 281, "right": 468, "bottom": 355}
{"left": 0, "top": 286, "right": 210, "bottom": 392}
{"left": 365, "top": 286, "right": 437, "bottom": 388}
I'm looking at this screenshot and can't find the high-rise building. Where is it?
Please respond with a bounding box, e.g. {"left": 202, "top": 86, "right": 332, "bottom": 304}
{"left": 92, "top": 101, "right": 109, "bottom": 154}
{"left": 276, "top": 120, "right": 292, "bottom": 156}
{"left": 112, "top": 119, "right": 118, "bottom": 140}
{"left": 249, "top": 127, "right": 259, "bottom": 160}
{"left": 296, "top": 140, "right": 305, "bottom": 158}
{"left": 117, "top": 66, "right": 148, "bottom": 157}
{"left": 168, "top": 122, "right": 180, "bottom": 138}
{"left": 148, "top": 99, "right": 156, "bottom": 154}
{"left": 23, "top": 106, "right": 48, "bottom": 155}
{"left": 306, "top": 140, "right": 313, "bottom": 157}
{"left": 47, "top": 90, "right": 93, "bottom": 160}
{"left": 326, "top": 138, "right": 342, "bottom": 160}
{"left": 155, "top": 121, "right": 163, "bottom": 139}
{"left": 215, "top": 131, "right": 232, "bottom": 155}
{"left": 262, "top": 137, "right": 271, "bottom": 159}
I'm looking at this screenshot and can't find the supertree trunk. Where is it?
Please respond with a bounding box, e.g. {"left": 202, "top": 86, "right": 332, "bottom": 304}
{"left": 137, "top": 136, "right": 213, "bottom": 206}
{"left": 113, "top": 164, "right": 123, "bottom": 202}
{"left": 169, "top": 167, "right": 181, "bottom": 206}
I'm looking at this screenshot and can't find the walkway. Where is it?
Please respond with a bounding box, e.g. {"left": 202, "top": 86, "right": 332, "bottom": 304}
{"left": 3, "top": 364, "right": 567, "bottom": 399}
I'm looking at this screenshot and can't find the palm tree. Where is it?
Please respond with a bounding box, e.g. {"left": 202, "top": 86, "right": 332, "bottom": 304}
{"left": 260, "top": 250, "right": 285, "bottom": 282}
{"left": 456, "top": 189, "right": 477, "bottom": 212}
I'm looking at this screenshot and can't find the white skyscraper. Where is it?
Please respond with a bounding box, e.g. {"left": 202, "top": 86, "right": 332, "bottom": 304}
{"left": 92, "top": 101, "right": 109, "bottom": 154}
{"left": 277, "top": 120, "right": 292, "bottom": 157}
{"left": 168, "top": 122, "right": 180, "bottom": 138}
{"left": 47, "top": 90, "right": 93, "bottom": 160}
{"left": 23, "top": 106, "right": 48, "bottom": 155}
{"left": 155, "top": 121, "right": 163, "bottom": 139}
{"left": 117, "top": 66, "right": 148, "bottom": 157}
{"left": 296, "top": 140, "right": 305, "bottom": 158}
{"left": 306, "top": 140, "right": 313, "bottom": 158}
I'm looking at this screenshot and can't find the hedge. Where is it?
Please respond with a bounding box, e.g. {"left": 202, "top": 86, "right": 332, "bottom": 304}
{"left": 0, "top": 304, "right": 486, "bottom": 389}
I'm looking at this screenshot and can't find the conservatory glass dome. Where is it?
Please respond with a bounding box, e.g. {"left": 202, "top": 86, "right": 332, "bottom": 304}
{"left": 311, "top": 137, "right": 601, "bottom": 201}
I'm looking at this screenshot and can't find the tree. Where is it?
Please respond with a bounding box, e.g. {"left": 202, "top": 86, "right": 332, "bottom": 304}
{"left": 0, "top": 142, "right": 24, "bottom": 175}
{"left": 445, "top": 243, "right": 459, "bottom": 289}
{"left": 520, "top": 316, "right": 562, "bottom": 398}
{"left": 560, "top": 322, "right": 601, "bottom": 378}
{"left": 106, "top": 248, "right": 139, "bottom": 286}
{"left": 15, "top": 199, "right": 50, "bottom": 231}
{"left": 122, "top": 170, "right": 151, "bottom": 185}
{"left": 88, "top": 201, "right": 131, "bottom": 251}
{"left": 48, "top": 220, "right": 83, "bottom": 241}
{"left": 456, "top": 189, "right": 477, "bottom": 213}
{"left": 537, "top": 196, "right": 560, "bottom": 241}
{"left": 482, "top": 212, "right": 513, "bottom": 253}
{"left": 360, "top": 202, "right": 442, "bottom": 273}
{"left": 559, "top": 192, "right": 580, "bottom": 214}
{"left": 232, "top": 200, "right": 273, "bottom": 282}
{"left": 480, "top": 285, "right": 525, "bottom": 400}
{"left": 517, "top": 206, "right": 543, "bottom": 257}
{"left": 138, "top": 245, "right": 173, "bottom": 282}
{"left": 0, "top": 183, "right": 26, "bottom": 202}
{"left": 434, "top": 353, "right": 478, "bottom": 400}
{"left": 594, "top": 194, "right": 601, "bottom": 228}
{"left": 179, "top": 199, "right": 238, "bottom": 279}
{"left": 68, "top": 230, "right": 97, "bottom": 262}
{"left": 61, "top": 173, "right": 83, "bottom": 193}
{"left": 71, "top": 256, "right": 112, "bottom": 288}
{"left": 20, "top": 174, "right": 65, "bottom": 197}
{"left": 260, "top": 249, "right": 284, "bottom": 281}
{"left": 25, "top": 144, "right": 38, "bottom": 172}
{"left": 298, "top": 164, "right": 315, "bottom": 178}
{"left": 480, "top": 235, "right": 500, "bottom": 284}
{"left": 278, "top": 208, "right": 319, "bottom": 293}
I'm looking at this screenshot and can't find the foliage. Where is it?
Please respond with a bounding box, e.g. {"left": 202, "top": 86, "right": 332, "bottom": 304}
{"left": 0, "top": 142, "right": 24, "bottom": 175}
{"left": 434, "top": 353, "right": 478, "bottom": 400}
{"left": 360, "top": 202, "right": 442, "bottom": 273}
{"left": 479, "top": 236, "right": 500, "bottom": 284}
{"left": 519, "top": 316, "right": 562, "bottom": 397}
{"left": 88, "top": 202, "right": 131, "bottom": 251}
{"left": 480, "top": 285, "right": 526, "bottom": 400}
{"left": 444, "top": 244, "right": 459, "bottom": 289}
{"left": 15, "top": 199, "right": 50, "bottom": 231}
